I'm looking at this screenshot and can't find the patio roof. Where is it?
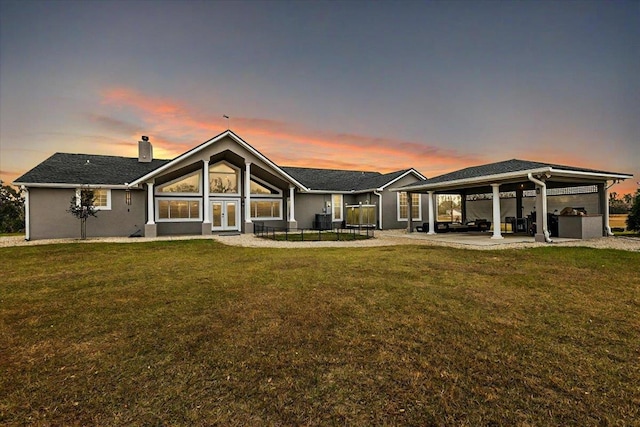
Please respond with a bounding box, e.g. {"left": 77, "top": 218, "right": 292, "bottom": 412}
{"left": 392, "top": 159, "right": 633, "bottom": 194}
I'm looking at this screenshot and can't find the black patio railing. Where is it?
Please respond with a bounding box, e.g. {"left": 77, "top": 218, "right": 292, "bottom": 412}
{"left": 253, "top": 222, "right": 375, "bottom": 241}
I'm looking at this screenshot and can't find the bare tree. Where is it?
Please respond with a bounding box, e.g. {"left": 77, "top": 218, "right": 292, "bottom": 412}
{"left": 67, "top": 187, "right": 98, "bottom": 239}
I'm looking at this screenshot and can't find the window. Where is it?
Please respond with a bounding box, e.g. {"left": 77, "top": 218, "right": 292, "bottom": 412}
{"left": 250, "top": 200, "right": 282, "bottom": 219}
{"left": 156, "top": 199, "right": 201, "bottom": 221}
{"left": 332, "top": 194, "right": 343, "bottom": 221}
{"left": 398, "top": 192, "right": 421, "bottom": 221}
{"left": 209, "top": 162, "right": 239, "bottom": 194}
{"left": 76, "top": 188, "right": 111, "bottom": 210}
{"left": 250, "top": 177, "right": 280, "bottom": 195}
{"left": 156, "top": 171, "right": 201, "bottom": 194}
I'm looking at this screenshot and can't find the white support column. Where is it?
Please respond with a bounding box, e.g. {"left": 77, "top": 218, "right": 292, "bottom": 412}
{"left": 244, "top": 161, "right": 252, "bottom": 224}
{"left": 22, "top": 186, "right": 30, "bottom": 241}
{"left": 146, "top": 182, "right": 155, "bottom": 224}
{"left": 603, "top": 182, "right": 614, "bottom": 236}
{"left": 289, "top": 185, "right": 296, "bottom": 222}
{"left": 427, "top": 191, "right": 436, "bottom": 235}
{"left": 491, "top": 183, "right": 503, "bottom": 239}
{"left": 407, "top": 192, "right": 413, "bottom": 233}
{"left": 203, "top": 160, "right": 210, "bottom": 224}
{"left": 145, "top": 181, "right": 157, "bottom": 237}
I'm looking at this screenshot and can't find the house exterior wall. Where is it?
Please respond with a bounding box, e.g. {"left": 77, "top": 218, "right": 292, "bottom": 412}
{"left": 293, "top": 193, "right": 334, "bottom": 229}
{"left": 28, "top": 188, "right": 146, "bottom": 240}
{"left": 380, "top": 174, "right": 427, "bottom": 230}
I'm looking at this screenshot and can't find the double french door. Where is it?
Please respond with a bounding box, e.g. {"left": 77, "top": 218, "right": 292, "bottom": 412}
{"left": 211, "top": 199, "right": 240, "bottom": 231}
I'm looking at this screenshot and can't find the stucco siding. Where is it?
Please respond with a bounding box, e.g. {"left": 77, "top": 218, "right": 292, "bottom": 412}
{"left": 157, "top": 222, "right": 202, "bottom": 236}
{"left": 293, "top": 193, "right": 334, "bottom": 229}
{"left": 28, "top": 188, "right": 146, "bottom": 240}
{"left": 380, "top": 174, "right": 426, "bottom": 230}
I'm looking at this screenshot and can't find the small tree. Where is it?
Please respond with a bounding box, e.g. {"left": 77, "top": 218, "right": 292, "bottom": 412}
{"left": 0, "top": 181, "right": 25, "bottom": 233}
{"left": 67, "top": 187, "right": 98, "bottom": 239}
{"left": 626, "top": 189, "right": 640, "bottom": 233}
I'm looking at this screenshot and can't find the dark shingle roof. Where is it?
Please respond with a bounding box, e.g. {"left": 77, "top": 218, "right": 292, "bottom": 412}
{"left": 14, "top": 153, "right": 171, "bottom": 186}
{"left": 282, "top": 167, "right": 414, "bottom": 192}
{"left": 403, "top": 159, "right": 630, "bottom": 188}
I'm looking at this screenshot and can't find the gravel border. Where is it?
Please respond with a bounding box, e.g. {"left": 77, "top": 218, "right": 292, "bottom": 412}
{"left": 1, "top": 231, "right": 639, "bottom": 251}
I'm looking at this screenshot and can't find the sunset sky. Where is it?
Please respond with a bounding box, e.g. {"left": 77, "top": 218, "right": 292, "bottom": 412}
{"left": 1, "top": 0, "right": 638, "bottom": 194}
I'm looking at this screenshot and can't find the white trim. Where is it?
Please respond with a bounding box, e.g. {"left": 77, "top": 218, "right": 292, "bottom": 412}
{"left": 155, "top": 197, "right": 203, "bottom": 222}
{"left": 490, "top": 184, "right": 503, "bottom": 240}
{"left": 397, "top": 191, "right": 422, "bottom": 222}
{"left": 548, "top": 167, "right": 633, "bottom": 180}
{"left": 377, "top": 169, "right": 427, "bottom": 190}
{"left": 13, "top": 182, "right": 133, "bottom": 189}
{"left": 374, "top": 190, "right": 383, "bottom": 230}
{"left": 76, "top": 188, "right": 111, "bottom": 210}
{"left": 390, "top": 167, "right": 633, "bottom": 192}
{"left": 250, "top": 198, "right": 283, "bottom": 220}
{"left": 245, "top": 161, "right": 252, "bottom": 223}
{"left": 155, "top": 169, "right": 202, "bottom": 196}
{"left": 146, "top": 182, "right": 155, "bottom": 225}
{"left": 128, "top": 130, "right": 310, "bottom": 191}
{"left": 22, "top": 186, "right": 30, "bottom": 240}
{"left": 331, "top": 194, "right": 343, "bottom": 221}
{"left": 202, "top": 160, "right": 210, "bottom": 224}
{"left": 289, "top": 185, "right": 296, "bottom": 222}
{"left": 209, "top": 160, "right": 241, "bottom": 196}
{"left": 250, "top": 175, "right": 283, "bottom": 196}
{"left": 211, "top": 198, "right": 241, "bottom": 231}
{"left": 427, "top": 191, "right": 435, "bottom": 235}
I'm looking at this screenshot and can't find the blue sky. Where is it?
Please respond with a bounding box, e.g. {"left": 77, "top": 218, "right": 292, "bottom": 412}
{"left": 1, "top": 0, "right": 638, "bottom": 192}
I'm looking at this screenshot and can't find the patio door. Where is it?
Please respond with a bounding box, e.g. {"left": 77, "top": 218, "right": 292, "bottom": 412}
{"left": 211, "top": 199, "right": 240, "bottom": 231}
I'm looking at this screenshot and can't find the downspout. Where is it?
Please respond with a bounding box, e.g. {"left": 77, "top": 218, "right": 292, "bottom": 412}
{"left": 21, "top": 186, "right": 30, "bottom": 241}
{"left": 527, "top": 173, "right": 552, "bottom": 243}
{"left": 374, "top": 190, "right": 383, "bottom": 230}
{"left": 604, "top": 180, "right": 618, "bottom": 236}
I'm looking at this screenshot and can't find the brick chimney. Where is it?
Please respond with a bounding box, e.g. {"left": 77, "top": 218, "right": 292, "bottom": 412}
{"left": 138, "top": 136, "right": 153, "bottom": 163}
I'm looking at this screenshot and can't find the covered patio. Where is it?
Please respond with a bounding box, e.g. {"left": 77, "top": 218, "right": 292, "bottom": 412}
{"left": 393, "top": 159, "right": 633, "bottom": 243}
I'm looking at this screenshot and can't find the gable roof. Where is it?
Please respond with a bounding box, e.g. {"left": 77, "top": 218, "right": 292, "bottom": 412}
{"left": 128, "top": 130, "right": 309, "bottom": 190}
{"left": 13, "top": 130, "right": 427, "bottom": 193}
{"left": 397, "top": 158, "right": 633, "bottom": 192}
{"left": 281, "top": 167, "right": 425, "bottom": 192}
{"left": 13, "top": 153, "right": 171, "bottom": 188}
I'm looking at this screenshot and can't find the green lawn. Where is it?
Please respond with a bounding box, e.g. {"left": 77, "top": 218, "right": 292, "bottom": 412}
{"left": 1, "top": 241, "right": 639, "bottom": 426}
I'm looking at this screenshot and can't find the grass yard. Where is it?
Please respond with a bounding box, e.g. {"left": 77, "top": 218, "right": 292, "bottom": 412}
{"left": 1, "top": 241, "right": 639, "bottom": 426}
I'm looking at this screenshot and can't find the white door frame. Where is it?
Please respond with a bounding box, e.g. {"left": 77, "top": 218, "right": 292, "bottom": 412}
{"left": 211, "top": 198, "right": 240, "bottom": 231}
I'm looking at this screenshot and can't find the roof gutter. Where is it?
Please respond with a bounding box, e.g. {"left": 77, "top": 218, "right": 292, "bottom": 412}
{"left": 12, "top": 182, "right": 136, "bottom": 189}
{"left": 527, "top": 173, "right": 552, "bottom": 243}
{"left": 389, "top": 168, "right": 552, "bottom": 192}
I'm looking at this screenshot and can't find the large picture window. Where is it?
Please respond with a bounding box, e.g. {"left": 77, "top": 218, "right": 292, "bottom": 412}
{"left": 209, "top": 162, "right": 239, "bottom": 194}
{"left": 398, "top": 192, "right": 421, "bottom": 221}
{"left": 156, "top": 171, "right": 201, "bottom": 195}
{"left": 250, "top": 200, "right": 282, "bottom": 220}
{"left": 156, "top": 199, "right": 201, "bottom": 221}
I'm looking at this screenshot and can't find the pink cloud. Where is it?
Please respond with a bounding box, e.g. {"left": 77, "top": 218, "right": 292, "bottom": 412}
{"left": 98, "top": 86, "right": 484, "bottom": 178}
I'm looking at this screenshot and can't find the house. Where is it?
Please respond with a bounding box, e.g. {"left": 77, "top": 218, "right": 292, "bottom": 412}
{"left": 14, "top": 130, "right": 427, "bottom": 240}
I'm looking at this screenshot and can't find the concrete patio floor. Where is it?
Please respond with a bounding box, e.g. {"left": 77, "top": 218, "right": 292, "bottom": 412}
{"left": 401, "top": 231, "right": 574, "bottom": 246}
